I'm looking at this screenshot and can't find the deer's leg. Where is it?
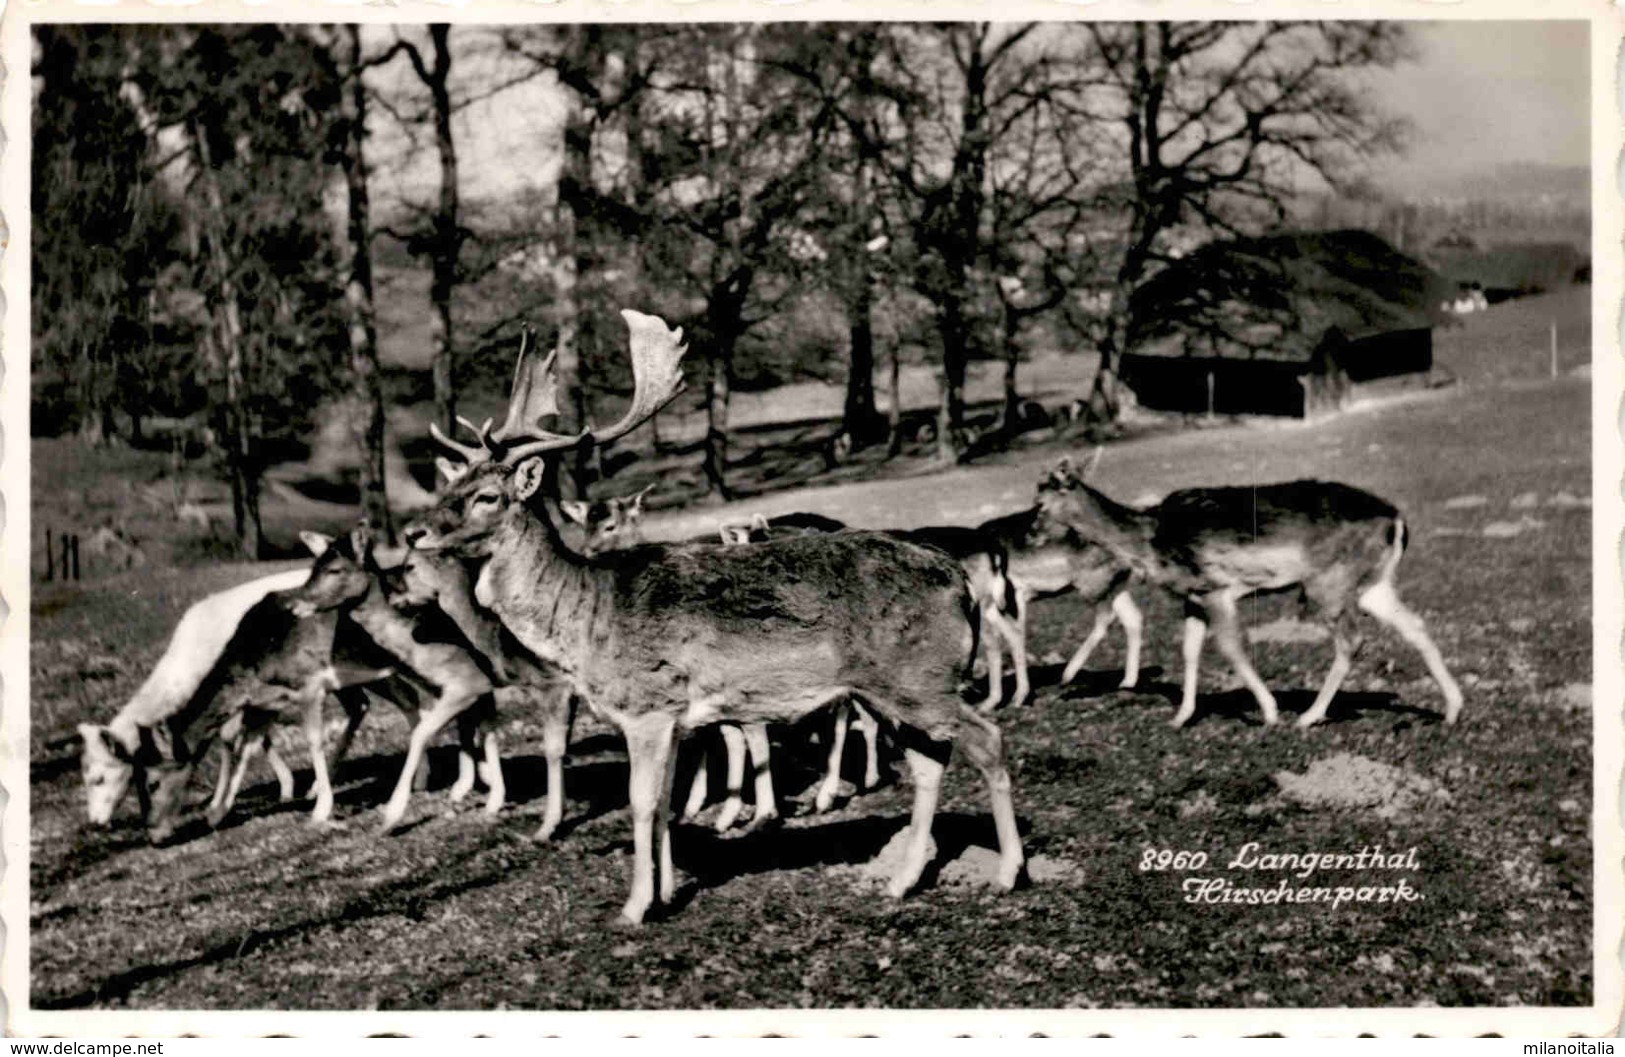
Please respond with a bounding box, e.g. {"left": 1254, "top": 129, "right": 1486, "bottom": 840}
{"left": 479, "top": 728, "right": 505, "bottom": 817}
{"left": 1297, "top": 626, "right": 1357, "bottom": 729}
{"left": 854, "top": 701, "right": 882, "bottom": 790}
{"left": 742, "top": 722, "right": 777, "bottom": 828}
{"left": 682, "top": 738, "right": 710, "bottom": 822}
{"left": 1113, "top": 591, "right": 1144, "bottom": 689}
{"left": 303, "top": 693, "right": 337, "bottom": 824}
{"left": 327, "top": 687, "right": 370, "bottom": 775}
{"left": 1061, "top": 604, "right": 1115, "bottom": 685}
{"left": 976, "top": 608, "right": 1005, "bottom": 712}
{"left": 620, "top": 712, "right": 678, "bottom": 925}
{"left": 208, "top": 743, "right": 234, "bottom": 815}
{"left": 1171, "top": 614, "right": 1208, "bottom": 728}
{"left": 379, "top": 690, "right": 482, "bottom": 832}
{"left": 449, "top": 710, "right": 481, "bottom": 804}
{"left": 888, "top": 743, "right": 946, "bottom": 899}
{"left": 1205, "top": 591, "right": 1280, "bottom": 726}
{"left": 990, "top": 589, "right": 1031, "bottom": 708}
{"left": 713, "top": 724, "right": 747, "bottom": 832}
{"left": 816, "top": 706, "right": 850, "bottom": 813}
{"left": 532, "top": 688, "right": 574, "bottom": 843}
{"left": 954, "top": 705, "right": 1025, "bottom": 891}
{"left": 266, "top": 741, "right": 297, "bottom": 801}
{"left": 207, "top": 736, "right": 256, "bottom": 829}
{"left": 1358, "top": 579, "right": 1465, "bottom": 724}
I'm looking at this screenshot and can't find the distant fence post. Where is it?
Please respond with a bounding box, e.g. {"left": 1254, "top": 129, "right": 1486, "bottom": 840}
{"left": 1550, "top": 320, "right": 1558, "bottom": 379}
{"left": 1206, "top": 370, "right": 1216, "bottom": 418}
{"left": 45, "top": 528, "right": 53, "bottom": 582}
{"left": 71, "top": 533, "right": 80, "bottom": 581}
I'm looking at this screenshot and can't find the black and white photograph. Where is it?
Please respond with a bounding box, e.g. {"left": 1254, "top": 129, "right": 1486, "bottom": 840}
{"left": 4, "top": 3, "right": 1619, "bottom": 1035}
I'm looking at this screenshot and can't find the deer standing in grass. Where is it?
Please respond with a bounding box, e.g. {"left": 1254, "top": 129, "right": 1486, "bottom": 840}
{"left": 287, "top": 525, "right": 513, "bottom": 832}
{"left": 392, "top": 544, "right": 581, "bottom": 842}
{"left": 405, "top": 310, "right": 1025, "bottom": 924}
{"left": 1030, "top": 453, "right": 1464, "bottom": 728}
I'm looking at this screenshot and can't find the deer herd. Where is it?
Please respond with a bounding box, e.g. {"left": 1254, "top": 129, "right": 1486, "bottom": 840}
{"left": 75, "top": 309, "right": 1464, "bottom": 926}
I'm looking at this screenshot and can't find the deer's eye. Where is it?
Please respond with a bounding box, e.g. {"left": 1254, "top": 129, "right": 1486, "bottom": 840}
{"left": 474, "top": 492, "right": 499, "bottom": 506}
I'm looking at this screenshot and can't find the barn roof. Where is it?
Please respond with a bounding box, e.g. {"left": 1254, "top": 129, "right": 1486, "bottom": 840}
{"left": 1129, "top": 230, "right": 1455, "bottom": 362}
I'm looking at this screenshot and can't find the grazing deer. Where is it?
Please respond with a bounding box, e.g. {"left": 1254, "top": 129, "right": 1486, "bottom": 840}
{"left": 393, "top": 545, "right": 581, "bottom": 842}
{"left": 140, "top": 590, "right": 401, "bottom": 845}
{"left": 78, "top": 568, "right": 311, "bottom": 825}
{"left": 287, "top": 525, "right": 508, "bottom": 832}
{"left": 1031, "top": 453, "right": 1464, "bottom": 728}
{"left": 407, "top": 310, "right": 1024, "bottom": 924}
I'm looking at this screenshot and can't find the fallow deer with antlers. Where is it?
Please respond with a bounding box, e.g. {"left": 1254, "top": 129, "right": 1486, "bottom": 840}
{"left": 1030, "top": 452, "right": 1464, "bottom": 728}
{"left": 406, "top": 310, "right": 1025, "bottom": 924}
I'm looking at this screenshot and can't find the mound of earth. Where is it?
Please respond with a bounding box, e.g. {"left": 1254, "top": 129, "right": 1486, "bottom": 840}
{"left": 844, "top": 827, "right": 1081, "bottom": 889}
{"left": 1274, "top": 753, "right": 1451, "bottom": 820}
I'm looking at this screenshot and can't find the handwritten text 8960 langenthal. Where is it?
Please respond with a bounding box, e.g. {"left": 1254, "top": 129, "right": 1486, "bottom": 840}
{"left": 1142, "top": 843, "right": 1426, "bottom": 909}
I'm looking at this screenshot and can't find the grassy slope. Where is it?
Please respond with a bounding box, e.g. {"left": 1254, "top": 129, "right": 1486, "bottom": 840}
{"left": 27, "top": 291, "right": 1594, "bottom": 1011}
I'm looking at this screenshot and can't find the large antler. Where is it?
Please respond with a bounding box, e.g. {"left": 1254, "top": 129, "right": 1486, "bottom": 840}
{"left": 500, "top": 309, "right": 688, "bottom": 464}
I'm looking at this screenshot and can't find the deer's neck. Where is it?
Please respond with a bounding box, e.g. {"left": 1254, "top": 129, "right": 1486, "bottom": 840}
{"left": 348, "top": 587, "right": 421, "bottom": 662}
{"left": 1072, "top": 487, "right": 1160, "bottom": 571}
{"left": 477, "top": 513, "right": 609, "bottom": 675}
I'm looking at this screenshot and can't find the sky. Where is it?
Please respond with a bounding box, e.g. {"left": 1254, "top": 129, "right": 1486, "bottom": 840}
{"left": 1365, "top": 20, "right": 1591, "bottom": 193}
{"left": 361, "top": 20, "right": 1594, "bottom": 211}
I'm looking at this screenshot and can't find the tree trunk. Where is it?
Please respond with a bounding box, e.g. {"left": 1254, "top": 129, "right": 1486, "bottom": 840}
{"left": 427, "top": 25, "right": 460, "bottom": 440}
{"left": 555, "top": 25, "right": 602, "bottom": 500}
{"left": 341, "top": 23, "right": 392, "bottom": 541}
{"left": 886, "top": 336, "right": 904, "bottom": 457}
{"left": 192, "top": 119, "right": 261, "bottom": 559}
{"left": 1000, "top": 298, "right": 1021, "bottom": 432}
{"left": 702, "top": 350, "right": 733, "bottom": 500}
{"left": 935, "top": 299, "right": 969, "bottom": 463}
{"left": 841, "top": 148, "right": 883, "bottom": 446}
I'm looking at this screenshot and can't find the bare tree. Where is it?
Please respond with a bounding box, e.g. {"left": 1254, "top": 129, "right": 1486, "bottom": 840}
{"left": 1070, "top": 22, "right": 1412, "bottom": 420}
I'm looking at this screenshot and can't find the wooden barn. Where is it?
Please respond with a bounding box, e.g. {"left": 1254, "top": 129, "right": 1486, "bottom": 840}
{"left": 1119, "top": 230, "right": 1455, "bottom": 418}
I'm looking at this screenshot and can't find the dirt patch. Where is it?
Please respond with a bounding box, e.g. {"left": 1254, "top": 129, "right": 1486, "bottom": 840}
{"left": 1443, "top": 494, "right": 1489, "bottom": 509}
{"left": 1483, "top": 516, "right": 1546, "bottom": 538}
{"left": 843, "top": 828, "right": 1082, "bottom": 889}
{"left": 1274, "top": 753, "right": 1452, "bottom": 820}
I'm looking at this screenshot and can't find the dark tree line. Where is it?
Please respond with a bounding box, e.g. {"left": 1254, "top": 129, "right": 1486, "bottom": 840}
{"left": 33, "top": 20, "right": 1410, "bottom": 548}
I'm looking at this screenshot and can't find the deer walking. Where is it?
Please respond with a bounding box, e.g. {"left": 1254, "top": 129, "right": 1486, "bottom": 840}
{"left": 407, "top": 310, "right": 1024, "bottom": 924}
{"left": 1030, "top": 454, "right": 1464, "bottom": 728}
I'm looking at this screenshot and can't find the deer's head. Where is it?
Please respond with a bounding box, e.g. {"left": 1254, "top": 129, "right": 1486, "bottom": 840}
{"left": 78, "top": 723, "right": 137, "bottom": 825}
{"left": 560, "top": 484, "right": 654, "bottom": 555}
{"left": 1031, "top": 448, "right": 1108, "bottom": 545}
{"left": 287, "top": 523, "right": 380, "bottom": 618}
{"left": 407, "top": 310, "right": 687, "bottom": 558}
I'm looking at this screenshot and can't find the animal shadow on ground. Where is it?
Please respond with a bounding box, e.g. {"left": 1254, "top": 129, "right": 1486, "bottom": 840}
{"left": 656, "top": 810, "right": 1028, "bottom": 917}
{"left": 1040, "top": 663, "right": 1164, "bottom": 701}
{"left": 1090, "top": 681, "right": 1431, "bottom": 729}
{"left": 32, "top": 838, "right": 525, "bottom": 1011}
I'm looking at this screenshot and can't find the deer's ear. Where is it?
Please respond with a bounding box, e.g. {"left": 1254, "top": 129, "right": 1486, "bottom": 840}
{"left": 630, "top": 484, "right": 655, "bottom": 512}
{"left": 80, "top": 723, "right": 132, "bottom": 764}
{"left": 435, "top": 457, "right": 468, "bottom": 485}
{"left": 513, "top": 457, "right": 547, "bottom": 501}
{"left": 1081, "top": 446, "right": 1105, "bottom": 480}
{"left": 299, "top": 531, "right": 334, "bottom": 558}
{"left": 559, "top": 500, "right": 590, "bottom": 526}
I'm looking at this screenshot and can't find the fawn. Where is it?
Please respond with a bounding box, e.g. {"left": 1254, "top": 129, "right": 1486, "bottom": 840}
{"left": 287, "top": 524, "right": 509, "bottom": 832}
{"left": 406, "top": 310, "right": 1024, "bottom": 923}
{"left": 1030, "top": 453, "right": 1464, "bottom": 728}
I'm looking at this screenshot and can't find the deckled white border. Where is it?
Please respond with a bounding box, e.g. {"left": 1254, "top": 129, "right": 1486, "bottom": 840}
{"left": 1, "top": 0, "right": 1620, "bottom": 1036}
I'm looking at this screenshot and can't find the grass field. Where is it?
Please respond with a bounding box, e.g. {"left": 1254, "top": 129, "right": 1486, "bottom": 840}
{"left": 26, "top": 289, "right": 1595, "bottom": 1011}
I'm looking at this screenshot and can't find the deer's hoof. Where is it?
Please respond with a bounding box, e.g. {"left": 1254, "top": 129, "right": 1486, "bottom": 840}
{"left": 997, "top": 858, "right": 1026, "bottom": 892}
